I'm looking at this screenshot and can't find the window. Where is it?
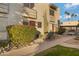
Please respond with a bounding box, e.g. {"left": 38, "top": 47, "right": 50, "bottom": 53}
{"left": 37, "top": 22, "right": 42, "bottom": 28}
{"left": 22, "top": 18, "right": 29, "bottom": 25}
{"left": 24, "top": 3, "right": 34, "bottom": 9}
{"left": 23, "top": 21, "right": 28, "bottom": 25}
{"left": 29, "top": 21, "right": 36, "bottom": 27}
{"left": 50, "top": 9, "right": 54, "bottom": 16}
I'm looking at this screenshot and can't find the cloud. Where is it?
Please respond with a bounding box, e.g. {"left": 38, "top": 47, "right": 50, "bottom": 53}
{"left": 60, "top": 15, "right": 71, "bottom": 19}
{"left": 60, "top": 15, "right": 70, "bottom": 19}
{"left": 60, "top": 15, "right": 66, "bottom": 19}
{"left": 72, "top": 3, "right": 79, "bottom": 6}
{"left": 65, "top": 4, "right": 72, "bottom": 8}
{"left": 60, "top": 16, "right": 62, "bottom": 19}
{"left": 65, "top": 3, "right": 79, "bottom": 8}
{"left": 65, "top": 15, "right": 71, "bottom": 19}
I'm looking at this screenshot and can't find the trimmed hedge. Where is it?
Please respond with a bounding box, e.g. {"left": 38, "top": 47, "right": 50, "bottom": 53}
{"left": 6, "top": 25, "right": 37, "bottom": 48}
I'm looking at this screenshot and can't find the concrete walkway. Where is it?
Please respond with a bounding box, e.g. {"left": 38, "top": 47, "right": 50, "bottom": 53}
{"left": 60, "top": 42, "right": 79, "bottom": 49}
{"left": 35, "top": 35, "right": 75, "bottom": 55}
{"left": 0, "top": 35, "right": 75, "bottom": 56}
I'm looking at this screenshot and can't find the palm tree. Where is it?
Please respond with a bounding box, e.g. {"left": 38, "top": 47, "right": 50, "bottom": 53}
{"left": 65, "top": 11, "right": 78, "bottom": 20}
{"left": 71, "top": 13, "right": 75, "bottom": 17}
{"left": 71, "top": 13, "right": 78, "bottom": 21}
{"left": 75, "top": 14, "right": 78, "bottom": 17}
{"left": 65, "top": 11, "right": 70, "bottom": 15}
{"left": 65, "top": 11, "right": 79, "bottom": 33}
{"left": 65, "top": 11, "right": 71, "bottom": 21}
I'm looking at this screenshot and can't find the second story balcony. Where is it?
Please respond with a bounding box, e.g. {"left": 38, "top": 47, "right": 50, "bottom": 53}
{"left": 49, "top": 4, "right": 58, "bottom": 16}
{"left": 22, "top": 3, "right": 37, "bottom": 19}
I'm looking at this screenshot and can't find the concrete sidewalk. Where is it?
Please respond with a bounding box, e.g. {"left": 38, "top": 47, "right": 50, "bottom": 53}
{"left": 35, "top": 35, "right": 75, "bottom": 55}
{"left": 60, "top": 42, "right": 79, "bottom": 49}
{"left": 0, "top": 35, "right": 75, "bottom": 56}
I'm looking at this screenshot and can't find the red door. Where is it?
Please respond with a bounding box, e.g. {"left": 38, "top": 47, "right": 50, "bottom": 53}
{"left": 29, "top": 21, "right": 36, "bottom": 27}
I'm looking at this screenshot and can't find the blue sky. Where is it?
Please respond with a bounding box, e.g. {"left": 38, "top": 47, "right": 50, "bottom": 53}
{"left": 54, "top": 3, "right": 79, "bottom": 22}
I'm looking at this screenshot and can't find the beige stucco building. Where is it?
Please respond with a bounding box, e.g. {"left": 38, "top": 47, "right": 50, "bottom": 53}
{"left": 61, "top": 21, "right": 79, "bottom": 30}
{"left": 22, "top": 3, "right": 60, "bottom": 35}
{"left": 61, "top": 21, "right": 79, "bottom": 26}
{"left": 0, "top": 3, "right": 60, "bottom": 40}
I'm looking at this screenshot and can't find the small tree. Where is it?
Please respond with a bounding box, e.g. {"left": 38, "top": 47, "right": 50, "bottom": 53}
{"left": 57, "top": 27, "right": 66, "bottom": 35}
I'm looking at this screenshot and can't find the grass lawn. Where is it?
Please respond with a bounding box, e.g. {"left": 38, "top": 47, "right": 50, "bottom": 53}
{"left": 35, "top": 45, "right": 79, "bottom": 56}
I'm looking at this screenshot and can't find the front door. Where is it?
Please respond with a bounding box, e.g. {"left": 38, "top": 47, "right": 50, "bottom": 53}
{"left": 52, "top": 24, "right": 54, "bottom": 32}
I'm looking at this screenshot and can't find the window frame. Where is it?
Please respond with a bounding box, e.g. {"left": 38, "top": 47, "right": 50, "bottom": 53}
{"left": 37, "top": 22, "right": 42, "bottom": 28}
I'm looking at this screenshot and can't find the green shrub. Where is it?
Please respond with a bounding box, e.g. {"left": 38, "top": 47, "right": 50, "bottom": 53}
{"left": 6, "top": 25, "right": 37, "bottom": 48}
{"left": 57, "top": 27, "right": 66, "bottom": 35}
{"left": 0, "top": 40, "right": 9, "bottom": 48}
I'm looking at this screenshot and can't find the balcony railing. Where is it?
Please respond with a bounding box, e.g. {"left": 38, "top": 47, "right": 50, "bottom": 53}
{"left": 22, "top": 7, "right": 37, "bottom": 19}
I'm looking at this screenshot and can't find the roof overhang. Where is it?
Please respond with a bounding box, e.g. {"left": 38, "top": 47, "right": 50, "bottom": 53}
{"left": 49, "top": 4, "right": 58, "bottom": 10}
{"left": 60, "top": 25, "right": 78, "bottom": 27}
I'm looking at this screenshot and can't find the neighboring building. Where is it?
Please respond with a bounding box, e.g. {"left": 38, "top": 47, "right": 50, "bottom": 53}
{"left": 60, "top": 21, "right": 79, "bottom": 30}
{"left": 0, "top": 3, "right": 60, "bottom": 40}
{"left": 61, "top": 21, "right": 79, "bottom": 26}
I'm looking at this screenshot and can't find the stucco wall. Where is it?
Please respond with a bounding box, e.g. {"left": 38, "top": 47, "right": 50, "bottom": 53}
{"left": 33, "top": 3, "right": 59, "bottom": 34}
{"left": 0, "top": 3, "right": 23, "bottom": 31}
{"left": 0, "top": 3, "right": 23, "bottom": 40}
{"left": 33, "top": 3, "right": 50, "bottom": 35}
{"left": 7, "top": 3, "right": 23, "bottom": 26}
{"left": 0, "top": 3, "right": 59, "bottom": 39}
{"left": 48, "top": 7, "right": 60, "bottom": 32}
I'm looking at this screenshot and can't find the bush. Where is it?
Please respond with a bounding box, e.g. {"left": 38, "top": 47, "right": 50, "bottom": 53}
{"left": 57, "top": 27, "right": 66, "bottom": 35}
{"left": 45, "top": 32, "right": 54, "bottom": 40}
{"left": 0, "top": 40, "right": 9, "bottom": 48}
{"left": 6, "top": 25, "right": 37, "bottom": 48}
